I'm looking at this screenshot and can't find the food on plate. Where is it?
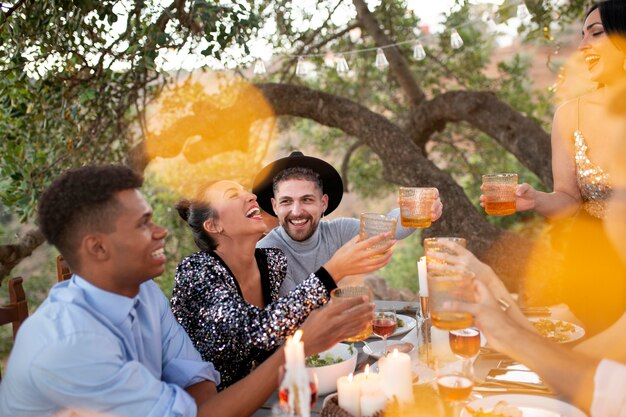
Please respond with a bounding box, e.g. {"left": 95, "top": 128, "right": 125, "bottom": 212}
{"left": 465, "top": 401, "right": 522, "bottom": 417}
{"left": 305, "top": 353, "right": 343, "bottom": 367}
{"left": 306, "top": 344, "right": 355, "bottom": 367}
{"left": 396, "top": 316, "right": 405, "bottom": 328}
{"left": 385, "top": 342, "right": 414, "bottom": 354}
{"left": 531, "top": 319, "right": 576, "bottom": 342}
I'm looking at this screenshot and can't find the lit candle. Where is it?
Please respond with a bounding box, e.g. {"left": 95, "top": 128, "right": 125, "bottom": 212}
{"left": 358, "top": 366, "right": 386, "bottom": 417}
{"left": 337, "top": 373, "right": 361, "bottom": 417}
{"left": 282, "top": 330, "right": 311, "bottom": 417}
{"left": 417, "top": 257, "right": 428, "bottom": 296}
{"left": 378, "top": 349, "right": 414, "bottom": 404}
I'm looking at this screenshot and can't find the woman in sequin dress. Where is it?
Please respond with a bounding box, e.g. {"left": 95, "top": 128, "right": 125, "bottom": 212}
{"left": 171, "top": 180, "right": 394, "bottom": 389}
{"left": 484, "top": 1, "right": 626, "bottom": 335}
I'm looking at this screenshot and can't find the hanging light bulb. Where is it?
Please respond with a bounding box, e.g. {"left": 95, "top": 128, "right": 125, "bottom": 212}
{"left": 253, "top": 59, "right": 266, "bottom": 75}
{"left": 295, "top": 57, "right": 308, "bottom": 77}
{"left": 336, "top": 54, "right": 349, "bottom": 74}
{"left": 450, "top": 29, "right": 463, "bottom": 50}
{"left": 349, "top": 27, "right": 362, "bottom": 43}
{"left": 375, "top": 48, "right": 389, "bottom": 70}
{"left": 517, "top": 3, "right": 531, "bottom": 20}
{"left": 413, "top": 42, "right": 426, "bottom": 61}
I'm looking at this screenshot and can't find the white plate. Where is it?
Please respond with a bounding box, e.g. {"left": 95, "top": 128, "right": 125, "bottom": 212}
{"left": 460, "top": 394, "right": 587, "bottom": 417}
{"left": 528, "top": 318, "right": 585, "bottom": 344}
{"left": 362, "top": 340, "right": 416, "bottom": 359}
{"left": 370, "top": 361, "right": 436, "bottom": 385}
{"left": 368, "top": 314, "right": 417, "bottom": 339}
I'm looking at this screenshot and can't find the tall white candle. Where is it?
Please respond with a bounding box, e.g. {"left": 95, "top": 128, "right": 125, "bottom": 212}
{"left": 282, "top": 330, "right": 310, "bottom": 417}
{"left": 358, "top": 367, "right": 386, "bottom": 417}
{"left": 417, "top": 256, "right": 428, "bottom": 296}
{"left": 378, "top": 349, "right": 414, "bottom": 404}
{"left": 337, "top": 373, "right": 361, "bottom": 417}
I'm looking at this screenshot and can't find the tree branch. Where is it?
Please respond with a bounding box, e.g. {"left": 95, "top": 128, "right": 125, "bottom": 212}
{"left": 352, "top": 0, "right": 426, "bottom": 107}
{"left": 341, "top": 140, "right": 363, "bottom": 192}
{"left": 0, "top": 229, "right": 46, "bottom": 282}
{"left": 423, "top": 90, "right": 553, "bottom": 187}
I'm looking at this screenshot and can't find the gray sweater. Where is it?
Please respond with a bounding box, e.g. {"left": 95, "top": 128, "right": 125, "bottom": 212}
{"left": 257, "top": 208, "right": 415, "bottom": 296}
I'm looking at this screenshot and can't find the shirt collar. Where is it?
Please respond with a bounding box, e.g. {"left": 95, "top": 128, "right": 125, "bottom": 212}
{"left": 71, "top": 275, "right": 138, "bottom": 326}
{"left": 278, "top": 222, "right": 322, "bottom": 250}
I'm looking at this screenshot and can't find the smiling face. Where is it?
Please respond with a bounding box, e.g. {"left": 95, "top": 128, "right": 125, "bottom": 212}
{"left": 579, "top": 8, "right": 626, "bottom": 85}
{"left": 202, "top": 180, "right": 266, "bottom": 238}
{"left": 271, "top": 179, "right": 328, "bottom": 242}
{"left": 105, "top": 189, "right": 168, "bottom": 291}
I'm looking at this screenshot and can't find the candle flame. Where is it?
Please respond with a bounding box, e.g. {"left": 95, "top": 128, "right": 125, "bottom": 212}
{"left": 420, "top": 256, "right": 426, "bottom": 262}
{"left": 364, "top": 364, "right": 370, "bottom": 377}
{"left": 392, "top": 348, "right": 399, "bottom": 357}
{"left": 348, "top": 373, "right": 354, "bottom": 382}
{"left": 293, "top": 329, "right": 303, "bottom": 344}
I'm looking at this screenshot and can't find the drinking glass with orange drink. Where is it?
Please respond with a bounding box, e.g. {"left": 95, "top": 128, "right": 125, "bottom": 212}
{"left": 398, "top": 187, "right": 438, "bottom": 228}
{"left": 435, "top": 359, "right": 475, "bottom": 416}
{"left": 330, "top": 286, "right": 373, "bottom": 341}
{"left": 481, "top": 173, "right": 518, "bottom": 216}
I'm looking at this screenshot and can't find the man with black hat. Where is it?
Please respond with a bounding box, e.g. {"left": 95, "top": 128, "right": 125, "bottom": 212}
{"left": 253, "top": 151, "right": 442, "bottom": 296}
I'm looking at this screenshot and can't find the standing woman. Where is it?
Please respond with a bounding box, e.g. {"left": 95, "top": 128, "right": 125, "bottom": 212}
{"left": 171, "top": 180, "right": 393, "bottom": 389}
{"left": 488, "top": 1, "right": 626, "bottom": 335}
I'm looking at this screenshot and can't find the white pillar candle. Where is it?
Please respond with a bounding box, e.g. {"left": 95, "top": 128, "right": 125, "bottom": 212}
{"left": 378, "top": 349, "right": 414, "bottom": 404}
{"left": 282, "top": 330, "right": 310, "bottom": 417}
{"left": 358, "top": 367, "right": 386, "bottom": 417}
{"left": 417, "top": 256, "right": 428, "bottom": 296}
{"left": 337, "top": 373, "right": 361, "bottom": 417}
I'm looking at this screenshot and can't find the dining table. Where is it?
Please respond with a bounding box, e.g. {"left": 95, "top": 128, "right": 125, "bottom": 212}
{"left": 252, "top": 300, "right": 586, "bottom": 417}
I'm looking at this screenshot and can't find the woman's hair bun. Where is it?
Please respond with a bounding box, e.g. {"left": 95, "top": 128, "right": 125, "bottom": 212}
{"left": 175, "top": 199, "right": 192, "bottom": 221}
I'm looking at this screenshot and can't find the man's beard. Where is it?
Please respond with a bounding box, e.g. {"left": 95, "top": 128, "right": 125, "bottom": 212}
{"left": 283, "top": 214, "right": 319, "bottom": 242}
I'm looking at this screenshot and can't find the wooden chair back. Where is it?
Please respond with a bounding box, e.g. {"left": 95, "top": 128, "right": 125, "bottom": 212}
{"left": 56, "top": 255, "right": 72, "bottom": 282}
{"left": 0, "top": 277, "right": 29, "bottom": 340}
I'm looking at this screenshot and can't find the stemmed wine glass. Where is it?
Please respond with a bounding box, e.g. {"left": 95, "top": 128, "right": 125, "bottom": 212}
{"left": 371, "top": 309, "right": 397, "bottom": 356}
{"left": 435, "top": 359, "right": 474, "bottom": 417}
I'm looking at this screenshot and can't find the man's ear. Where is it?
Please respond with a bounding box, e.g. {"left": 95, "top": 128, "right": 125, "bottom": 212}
{"left": 271, "top": 197, "right": 278, "bottom": 216}
{"left": 321, "top": 194, "right": 329, "bottom": 213}
{"left": 203, "top": 219, "right": 223, "bottom": 234}
{"left": 82, "top": 233, "right": 109, "bottom": 261}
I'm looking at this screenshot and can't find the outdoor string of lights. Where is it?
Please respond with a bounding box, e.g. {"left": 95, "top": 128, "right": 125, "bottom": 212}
{"left": 252, "top": 1, "right": 533, "bottom": 76}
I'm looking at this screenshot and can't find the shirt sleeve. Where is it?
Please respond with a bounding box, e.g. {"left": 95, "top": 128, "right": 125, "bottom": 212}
{"left": 591, "top": 359, "right": 626, "bottom": 417}
{"left": 155, "top": 285, "right": 221, "bottom": 388}
{"left": 29, "top": 333, "right": 199, "bottom": 417}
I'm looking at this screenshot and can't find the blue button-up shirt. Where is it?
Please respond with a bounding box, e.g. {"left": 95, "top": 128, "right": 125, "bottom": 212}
{"left": 0, "top": 276, "right": 220, "bottom": 417}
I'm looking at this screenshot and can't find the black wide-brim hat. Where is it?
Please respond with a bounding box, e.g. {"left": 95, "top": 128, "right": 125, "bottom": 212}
{"left": 252, "top": 151, "right": 344, "bottom": 217}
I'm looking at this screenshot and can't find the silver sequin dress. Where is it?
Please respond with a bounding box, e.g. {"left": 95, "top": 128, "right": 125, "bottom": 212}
{"left": 574, "top": 130, "right": 612, "bottom": 219}
{"left": 171, "top": 248, "right": 336, "bottom": 389}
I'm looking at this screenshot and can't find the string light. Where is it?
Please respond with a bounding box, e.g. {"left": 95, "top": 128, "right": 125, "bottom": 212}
{"left": 450, "top": 29, "right": 464, "bottom": 50}
{"left": 375, "top": 48, "right": 389, "bottom": 70}
{"left": 295, "top": 57, "right": 308, "bottom": 76}
{"left": 250, "top": 1, "right": 536, "bottom": 76}
{"left": 413, "top": 42, "right": 426, "bottom": 61}
{"left": 253, "top": 59, "right": 266, "bottom": 75}
{"left": 336, "top": 54, "right": 350, "bottom": 73}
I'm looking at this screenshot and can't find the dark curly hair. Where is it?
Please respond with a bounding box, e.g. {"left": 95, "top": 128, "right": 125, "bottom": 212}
{"left": 38, "top": 165, "right": 143, "bottom": 270}
{"left": 175, "top": 182, "right": 220, "bottom": 251}
{"left": 272, "top": 167, "right": 323, "bottom": 196}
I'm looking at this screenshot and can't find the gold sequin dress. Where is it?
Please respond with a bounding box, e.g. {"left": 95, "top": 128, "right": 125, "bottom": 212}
{"left": 574, "top": 130, "right": 612, "bottom": 218}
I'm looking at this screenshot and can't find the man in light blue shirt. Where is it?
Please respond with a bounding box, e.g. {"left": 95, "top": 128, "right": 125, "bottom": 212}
{"left": 0, "top": 165, "right": 374, "bottom": 417}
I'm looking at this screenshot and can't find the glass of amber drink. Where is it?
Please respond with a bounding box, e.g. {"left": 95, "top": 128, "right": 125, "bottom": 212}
{"left": 359, "top": 213, "right": 396, "bottom": 256}
{"left": 330, "top": 286, "right": 373, "bottom": 341}
{"left": 482, "top": 173, "right": 518, "bottom": 216}
{"left": 436, "top": 359, "right": 475, "bottom": 416}
{"left": 398, "top": 187, "right": 438, "bottom": 228}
